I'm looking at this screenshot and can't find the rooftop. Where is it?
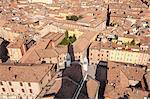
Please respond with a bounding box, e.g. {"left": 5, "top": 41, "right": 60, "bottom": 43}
{"left": 20, "top": 32, "right": 67, "bottom": 63}
{"left": 7, "top": 38, "right": 24, "bottom": 48}
{"left": 0, "top": 63, "right": 55, "bottom": 82}
{"left": 73, "top": 31, "right": 99, "bottom": 52}
{"left": 108, "top": 61, "right": 145, "bottom": 83}
{"left": 89, "top": 40, "right": 149, "bottom": 53}
{"left": 42, "top": 62, "right": 99, "bottom": 99}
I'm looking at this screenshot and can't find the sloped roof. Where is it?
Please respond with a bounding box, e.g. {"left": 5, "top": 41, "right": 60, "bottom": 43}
{"left": 0, "top": 63, "right": 55, "bottom": 82}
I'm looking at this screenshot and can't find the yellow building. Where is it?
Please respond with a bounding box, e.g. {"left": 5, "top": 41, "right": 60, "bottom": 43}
{"left": 118, "top": 37, "right": 133, "bottom": 44}
{"left": 59, "top": 12, "right": 72, "bottom": 20}
{"left": 109, "top": 50, "right": 149, "bottom": 65}
{"left": 0, "top": 29, "right": 20, "bottom": 42}
{"left": 89, "top": 41, "right": 150, "bottom": 65}
{"left": 68, "top": 29, "right": 83, "bottom": 39}
{"left": 7, "top": 39, "right": 27, "bottom": 62}
{"left": 118, "top": 36, "right": 140, "bottom": 45}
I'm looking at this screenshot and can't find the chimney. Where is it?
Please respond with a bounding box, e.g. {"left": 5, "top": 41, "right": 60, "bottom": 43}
{"left": 14, "top": 75, "right": 17, "bottom": 79}
{"left": 13, "top": 74, "right": 17, "bottom": 80}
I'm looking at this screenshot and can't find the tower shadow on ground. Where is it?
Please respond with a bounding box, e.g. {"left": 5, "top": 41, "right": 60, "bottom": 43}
{"left": 95, "top": 61, "right": 108, "bottom": 99}
{"left": 0, "top": 39, "right": 9, "bottom": 62}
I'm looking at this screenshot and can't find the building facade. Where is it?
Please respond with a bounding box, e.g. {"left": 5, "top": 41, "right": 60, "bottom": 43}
{"left": 0, "top": 63, "right": 57, "bottom": 99}
{"left": 89, "top": 41, "right": 150, "bottom": 65}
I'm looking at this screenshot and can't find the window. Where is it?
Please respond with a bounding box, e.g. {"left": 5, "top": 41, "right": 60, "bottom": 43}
{"left": 98, "top": 54, "right": 100, "bottom": 56}
{"left": 2, "top": 88, "right": 5, "bottom": 92}
{"left": 22, "top": 89, "right": 24, "bottom": 93}
{"left": 102, "top": 54, "right": 103, "bottom": 56}
{"left": 11, "top": 88, "right": 14, "bottom": 92}
{"left": 20, "top": 82, "right": 23, "bottom": 86}
{"left": 29, "top": 89, "right": 32, "bottom": 93}
{"left": 0, "top": 82, "right": 3, "bottom": 85}
{"left": 28, "top": 83, "right": 31, "bottom": 87}
{"left": 8, "top": 82, "right": 12, "bottom": 86}
{"left": 91, "top": 53, "right": 92, "bottom": 56}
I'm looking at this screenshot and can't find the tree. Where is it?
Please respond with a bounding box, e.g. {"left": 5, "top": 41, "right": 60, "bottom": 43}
{"left": 72, "top": 15, "right": 78, "bottom": 21}
{"left": 66, "top": 15, "right": 83, "bottom": 21}
{"left": 59, "top": 32, "right": 76, "bottom": 45}
{"left": 70, "top": 34, "right": 76, "bottom": 43}
{"left": 78, "top": 15, "right": 83, "bottom": 19}
{"left": 130, "top": 39, "right": 135, "bottom": 45}
{"left": 65, "top": 30, "right": 69, "bottom": 39}
{"left": 66, "top": 16, "right": 70, "bottom": 20}
{"left": 137, "top": 43, "right": 141, "bottom": 47}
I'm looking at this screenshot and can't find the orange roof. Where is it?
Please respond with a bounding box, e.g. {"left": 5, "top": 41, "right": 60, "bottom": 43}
{"left": 0, "top": 63, "right": 55, "bottom": 82}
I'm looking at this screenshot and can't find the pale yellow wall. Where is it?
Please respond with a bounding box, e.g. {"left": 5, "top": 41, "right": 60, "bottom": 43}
{"left": 89, "top": 48, "right": 149, "bottom": 65}
{"left": 89, "top": 49, "right": 101, "bottom": 65}
{"left": 74, "top": 52, "right": 83, "bottom": 62}
{"left": 89, "top": 49, "right": 109, "bottom": 65}
{"left": 59, "top": 13, "right": 72, "bottom": 19}
{"left": 68, "top": 29, "right": 83, "bottom": 39}
{"left": 0, "top": 81, "right": 41, "bottom": 99}
{"left": 0, "top": 28, "right": 20, "bottom": 41}
{"left": 118, "top": 37, "right": 133, "bottom": 44}
{"left": 8, "top": 48, "right": 23, "bottom": 61}
{"left": 58, "top": 54, "right": 67, "bottom": 69}
{"left": 109, "top": 50, "right": 149, "bottom": 65}
{"left": 41, "top": 53, "right": 67, "bottom": 70}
